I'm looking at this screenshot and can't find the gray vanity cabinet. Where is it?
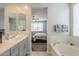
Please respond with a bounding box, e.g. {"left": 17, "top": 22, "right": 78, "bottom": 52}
{"left": 0, "top": 37, "right": 28, "bottom": 56}
{"left": 19, "top": 41, "right": 25, "bottom": 56}
{"left": 19, "top": 38, "right": 27, "bottom": 56}
{"left": 23, "top": 38, "right": 28, "bottom": 55}
{"left": 0, "top": 49, "right": 10, "bottom": 56}
{"left": 10, "top": 43, "right": 19, "bottom": 56}
{"left": 10, "top": 38, "right": 27, "bottom": 56}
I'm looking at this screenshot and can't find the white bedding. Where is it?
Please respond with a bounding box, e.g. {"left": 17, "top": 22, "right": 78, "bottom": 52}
{"left": 33, "top": 33, "right": 47, "bottom": 41}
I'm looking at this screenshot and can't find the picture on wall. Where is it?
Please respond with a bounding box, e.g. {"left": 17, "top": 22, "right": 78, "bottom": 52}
{"left": 54, "top": 24, "right": 68, "bottom": 32}
{"left": 62, "top": 25, "right": 68, "bottom": 32}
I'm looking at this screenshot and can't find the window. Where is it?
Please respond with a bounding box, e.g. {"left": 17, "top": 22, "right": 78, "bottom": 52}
{"left": 31, "top": 22, "right": 43, "bottom": 31}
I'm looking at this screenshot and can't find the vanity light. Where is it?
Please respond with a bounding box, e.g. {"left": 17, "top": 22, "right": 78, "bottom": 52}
{"left": 32, "top": 15, "right": 39, "bottom": 21}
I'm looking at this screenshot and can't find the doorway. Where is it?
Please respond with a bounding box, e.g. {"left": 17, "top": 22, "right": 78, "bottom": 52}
{"left": 31, "top": 7, "right": 47, "bottom": 52}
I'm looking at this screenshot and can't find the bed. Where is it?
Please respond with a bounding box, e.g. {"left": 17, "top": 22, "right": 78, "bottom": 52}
{"left": 33, "top": 33, "right": 47, "bottom": 41}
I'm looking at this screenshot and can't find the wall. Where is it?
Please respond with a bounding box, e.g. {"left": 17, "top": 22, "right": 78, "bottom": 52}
{"left": 73, "top": 4, "right": 79, "bottom": 36}
{"left": 68, "top": 4, "right": 79, "bottom": 48}
{"left": 0, "top": 8, "right": 4, "bottom": 29}
{"left": 47, "top": 3, "right": 70, "bottom": 44}
{"left": 32, "top": 8, "right": 47, "bottom": 21}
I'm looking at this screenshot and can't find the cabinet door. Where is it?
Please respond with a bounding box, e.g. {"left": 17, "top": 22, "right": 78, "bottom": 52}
{"left": 19, "top": 38, "right": 27, "bottom": 56}
{"left": 25, "top": 37, "right": 30, "bottom": 55}
{"left": 23, "top": 39, "right": 27, "bottom": 55}
{"left": 19, "top": 41, "right": 25, "bottom": 56}
{"left": 0, "top": 49, "right": 10, "bottom": 56}
{"left": 11, "top": 44, "right": 19, "bottom": 56}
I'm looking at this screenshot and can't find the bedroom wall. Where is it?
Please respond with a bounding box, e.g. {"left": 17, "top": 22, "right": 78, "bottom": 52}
{"left": 32, "top": 8, "right": 47, "bottom": 21}
{"left": 47, "top": 3, "right": 70, "bottom": 44}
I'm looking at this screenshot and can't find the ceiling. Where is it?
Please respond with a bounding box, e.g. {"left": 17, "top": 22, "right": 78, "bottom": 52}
{"left": 0, "top": 3, "right": 77, "bottom": 8}
{"left": 27, "top": 3, "right": 48, "bottom": 8}
{"left": 0, "top": 3, "right": 48, "bottom": 8}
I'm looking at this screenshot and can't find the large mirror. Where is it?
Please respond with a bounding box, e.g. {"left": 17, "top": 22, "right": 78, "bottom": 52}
{"left": 9, "top": 14, "right": 17, "bottom": 31}
{"left": 18, "top": 14, "right": 26, "bottom": 31}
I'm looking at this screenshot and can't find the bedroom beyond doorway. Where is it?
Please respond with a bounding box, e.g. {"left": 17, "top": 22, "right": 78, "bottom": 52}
{"left": 31, "top": 7, "right": 47, "bottom": 51}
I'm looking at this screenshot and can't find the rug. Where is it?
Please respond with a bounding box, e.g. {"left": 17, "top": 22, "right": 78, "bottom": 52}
{"left": 32, "top": 43, "right": 47, "bottom": 51}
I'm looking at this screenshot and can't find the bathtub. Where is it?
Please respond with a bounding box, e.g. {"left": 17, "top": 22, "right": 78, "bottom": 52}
{"left": 50, "top": 43, "right": 79, "bottom": 56}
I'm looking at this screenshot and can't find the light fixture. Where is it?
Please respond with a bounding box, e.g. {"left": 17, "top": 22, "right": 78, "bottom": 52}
{"left": 32, "top": 15, "right": 39, "bottom": 21}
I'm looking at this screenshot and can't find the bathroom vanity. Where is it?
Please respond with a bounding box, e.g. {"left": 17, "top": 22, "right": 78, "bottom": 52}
{"left": 0, "top": 32, "right": 30, "bottom": 56}
{"left": 0, "top": 5, "right": 31, "bottom": 56}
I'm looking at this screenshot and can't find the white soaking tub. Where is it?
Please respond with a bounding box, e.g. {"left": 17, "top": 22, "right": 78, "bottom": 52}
{"left": 50, "top": 43, "right": 79, "bottom": 56}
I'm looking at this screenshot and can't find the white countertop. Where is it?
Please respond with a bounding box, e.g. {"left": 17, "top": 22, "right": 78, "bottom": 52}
{"left": 0, "top": 32, "right": 29, "bottom": 55}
